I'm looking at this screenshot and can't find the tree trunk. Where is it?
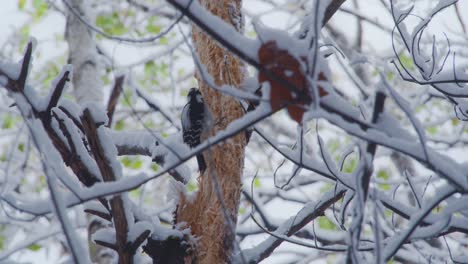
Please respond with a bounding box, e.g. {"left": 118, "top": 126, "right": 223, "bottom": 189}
{"left": 65, "top": 0, "right": 103, "bottom": 105}
{"left": 175, "top": 1, "right": 245, "bottom": 263}
{"left": 65, "top": 1, "right": 108, "bottom": 263}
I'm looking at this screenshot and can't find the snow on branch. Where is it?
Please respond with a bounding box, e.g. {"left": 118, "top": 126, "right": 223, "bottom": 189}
{"left": 3, "top": 1, "right": 468, "bottom": 262}
{"left": 237, "top": 187, "right": 347, "bottom": 263}
{"left": 0, "top": 40, "right": 188, "bottom": 263}
{"left": 389, "top": 0, "right": 468, "bottom": 119}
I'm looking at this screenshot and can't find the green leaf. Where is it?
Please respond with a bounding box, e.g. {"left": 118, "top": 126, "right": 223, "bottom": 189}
{"left": 131, "top": 159, "right": 143, "bottom": 169}
{"left": 115, "top": 120, "right": 125, "bottom": 131}
{"left": 318, "top": 216, "right": 338, "bottom": 230}
{"left": 96, "top": 12, "right": 127, "bottom": 36}
{"left": 121, "top": 157, "right": 132, "bottom": 167}
{"left": 121, "top": 90, "right": 133, "bottom": 106}
{"left": 157, "top": 62, "right": 169, "bottom": 76}
{"left": 247, "top": 30, "right": 257, "bottom": 38}
{"left": 2, "top": 114, "right": 15, "bottom": 129}
{"left": 377, "top": 170, "right": 389, "bottom": 180}
{"left": 181, "top": 90, "right": 189, "bottom": 97}
{"left": 42, "top": 63, "right": 60, "bottom": 86}
{"left": 343, "top": 157, "right": 357, "bottom": 173}
{"left": 33, "top": 0, "right": 47, "bottom": 20}
{"left": 398, "top": 53, "right": 415, "bottom": 71}
{"left": 187, "top": 181, "right": 198, "bottom": 192}
{"left": 18, "top": 0, "right": 26, "bottom": 10}
{"left": 0, "top": 235, "right": 4, "bottom": 250}
{"left": 146, "top": 17, "right": 162, "bottom": 34}
{"left": 18, "top": 143, "right": 24, "bottom": 152}
{"left": 159, "top": 36, "right": 168, "bottom": 45}
{"left": 377, "top": 170, "right": 390, "bottom": 190}
{"left": 426, "top": 126, "right": 438, "bottom": 135}
{"left": 238, "top": 207, "right": 246, "bottom": 215}
{"left": 432, "top": 205, "right": 442, "bottom": 213}
{"left": 144, "top": 120, "right": 156, "bottom": 128}
{"left": 385, "top": 210, "right": 392, "bottom": 218}
{"left": 372, "top": 68, "right": 379, "bottom": 76}
{"left": 320, "top": 183, "right": 333, "bottom": 193}
{"left": 129, "top": 188, "right": 141, "bottom": 198}
{"left": 101, "top": 74, "right": 111, "bottom": 85}
{"left": 63, "top": 94, "right": 74, "bottom": 100}
{"left": 327, "top": 139, "right": 340, "bottom": 154}
{"left": 177, "top": 69, "right": 185, "bottom": 77}
{"left": 20, "top": 25, "right": 30, "bottom": 37}
{"left": 387, "top": 71, "right": 394, "bottom": 80}
{"left": 121, "top": 157, "right": 143, "bottom": 169}
{"left": 379, "top": 183, "right": 390, "bottom": 191}
{"left": 35, "top": 175, "right": 46, "bottom": 192}
{"left": 415, "top": 105, "right": 424, "bottom": 113}
{"left": 28, "top": 244, "right": 42, "bottom": 251}
{"left": 144, "top": 61, "right": 156, "bottom": 76}
{"left": 253, "top": 178, "right": 261, "bottom": 188}
{"left": 19, "top": 25, "right": 31, "bottom": 51}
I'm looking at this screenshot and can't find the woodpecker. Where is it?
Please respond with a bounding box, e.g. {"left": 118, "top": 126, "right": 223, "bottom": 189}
{"left": 181, "top": 88, "right": 207, "bottom": 173}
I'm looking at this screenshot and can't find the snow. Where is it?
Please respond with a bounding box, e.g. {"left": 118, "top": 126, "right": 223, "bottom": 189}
{"left": 317, "top": 134, "right": 356, "bottom": 189}
{"left": 78, "top": 172, "right": 150, "bottom": 202}
{"left": 28, "top": 37, "right": 38, "bottom": 54}
{"left": 65, "top": 0, "right": 103, "bottom": 105}
{"left": 0, "top": 226, "right": 62, "bottom": 261}
{"left": 98, "top": 126, "right": 123, "bottom": 179}
{"left": 382, "top": 185, "right": 455, "bottom": 260}
{"left": 58, "top": 99, "right": 82, "bottom": 119}
{"left": 50, "top": 117, "right": 71, "bottom": 150}
{"left": 315, "top": 96, "right": 468, "bottom": 191}
{"left": 127, "top": 221, "right": 153, "bottom": 243}
{"left": 83, "top": 102, "right": 109, "bottom": 125}
{"left": 237, "top": 186, "right": 347, "bottom": 263}
{"left": 0, "top": 38, "right": 33, "bottom": 81}
{"left": 3, "top": 0, "right": 468, "bottom": 263}
{"left": 160, "top": 134, "right": 191, "bottom": 183}
{"left": 23, "top": 84, "right": 47, "bottom": 111}
{"left": 241, "top": 76, "right": 260, "bottom": 93}
{"left": 0, "top": 75, "right": 7, "bottom": 86}
{"left": 256, "top": 24, "right": 309, "bottom": 59}
{"left": 110, "top": 130, "right": 159, "bottom": 153}
{"left": 0, "top": 61, "right": 21, "bottom": 80}
{"left": 24, "top": 118, "right": 91, "bottom": 264}
{"left": 41, "top": 65, "right": 73, "bottom": 111}
{"left": 121, "top": 195, "right": 135, "bottom": 235}
{"left": 151, "top": 220, "right": 185, "bottom": 241}
{"left": 92, "top": 228, "right": 117, "bottom": 246}
{"left": 83, "top": 201, "right": 108, "bottom": 215}
{"left": 109, "top": 130, "right": 190, "bottom": 182}
{"left": 190, "top": 51, "right": 262, "bottom": 102}
{"left": 53, "top": 107, "right": 103, "bottom": 181}
{"left": 167, "top": 178, "right": 189, "bottom": 203}
{"left": 169, "top": 0, "right": 259, "bottom": 60}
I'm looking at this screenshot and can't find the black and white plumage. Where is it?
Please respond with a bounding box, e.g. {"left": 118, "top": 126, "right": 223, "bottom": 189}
{"left": 181, "top": 88, "right": 207, "bottom": 173}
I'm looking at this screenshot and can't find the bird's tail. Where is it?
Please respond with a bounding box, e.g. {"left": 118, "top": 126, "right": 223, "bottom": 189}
{"left": 196, "top": 153, "right": 206, "bottom": 173}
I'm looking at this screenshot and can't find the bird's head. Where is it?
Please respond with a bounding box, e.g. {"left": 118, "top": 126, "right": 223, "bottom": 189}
{"left": 188, "top": 87, "right": 203, "bottom": 103}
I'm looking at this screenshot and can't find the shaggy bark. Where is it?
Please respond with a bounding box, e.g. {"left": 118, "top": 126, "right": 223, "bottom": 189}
{"left": 175, "top": 0, "right": 246, "bottom": 263}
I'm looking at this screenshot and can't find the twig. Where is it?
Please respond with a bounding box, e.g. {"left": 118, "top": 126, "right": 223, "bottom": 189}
{"left": 107, "top": 75, "right": 125, "bottom": 127}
